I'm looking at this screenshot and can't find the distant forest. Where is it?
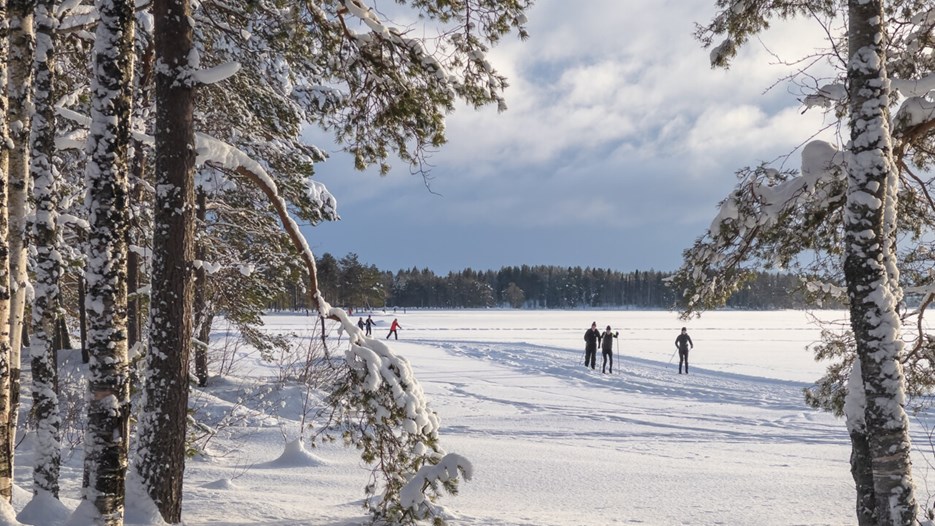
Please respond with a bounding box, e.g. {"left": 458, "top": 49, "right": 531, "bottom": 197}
{"left": 270, "top": 253, "right": 816, "bottom": 311}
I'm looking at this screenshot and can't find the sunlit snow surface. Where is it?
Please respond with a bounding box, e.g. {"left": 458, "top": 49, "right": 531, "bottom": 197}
{"left": 16, "top": 309, "right": 935, "bottom": 526}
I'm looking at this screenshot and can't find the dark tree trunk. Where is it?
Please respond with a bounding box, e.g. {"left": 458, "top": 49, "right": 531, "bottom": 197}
{"left": 135, "top": 0, "right": 196, "bottom": 521}
{"left": 193, "top": 188, "right": 208, "bottom": 387}
{"left": 126, "top": 237, "right": 139, "bottom": 350}
{"left": 127, "top": 37, "right": 154, "bottom": 353}
{"left": 78, "top": 273, "right": 88, "bottom": 364}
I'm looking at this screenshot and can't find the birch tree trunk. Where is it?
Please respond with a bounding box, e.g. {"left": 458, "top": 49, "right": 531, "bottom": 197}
{"left": 0, "top": 0, "right": 15, "bottom": 505}
{"left": 81, "top": 0, "right": 135, "bottom": 522}
{"left": 7, "top": 0, "right": 35, "bottom": 462}
{"left": 28, "top": 0, "right": 61, "bottom": 499}
{"left": 844, "top": 1, "right": 918, "bottom": 523}
{"left": 134, "top": 0, "right": 195, "bottom": 521}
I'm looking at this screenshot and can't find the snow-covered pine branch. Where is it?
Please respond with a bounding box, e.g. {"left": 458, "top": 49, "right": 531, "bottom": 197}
{"left": 802, "top": 83, "right": 846, "bottom": 112}
{"left": 320, "top": 307, "right": 470, "bottom": 525}
{"left": 400, "top": 452, "right": 473, "bottom": 518}
{"left": 191, "top": 135, "right": 467, "bottom": 524}
{"left": 58, "top": 0, "right": 152, "bottom": 33}
{"left": 674, "top": 140, "right": 846, "bottom": 315}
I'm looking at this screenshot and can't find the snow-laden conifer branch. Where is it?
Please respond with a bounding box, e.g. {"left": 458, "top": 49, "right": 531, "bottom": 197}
{"left": 58, "top": 0, "right": 152, "bottom": 33}
{"left": 673, "top": 140, "right": 846, "bottom": 316}
{"left": 190, "top": 131, "right": 468, "bottom": 522}
{"left": 318, "top": 307, "right": 468, "bottom": 525}
{"left": 300, "top": 0, "right": 529, "bottom": 175}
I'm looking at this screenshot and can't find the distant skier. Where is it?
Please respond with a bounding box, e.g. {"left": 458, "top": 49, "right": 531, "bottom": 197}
{"left": 387, "top": 318, "right": 402, "bottom": 340}
{"left": 583, "top": 322, "right": 600, "bottom": 369}
{"left": 357, "top": 317, "right": 365, "bottom": 331}
{"left": 601, "top": 325, "right": 618, "bottom": 374}
{"left": 675, "top": 327, "right": 694, "bottom": 374}
{"left": 365, "top": 315, "right": 376, "bottom": 336}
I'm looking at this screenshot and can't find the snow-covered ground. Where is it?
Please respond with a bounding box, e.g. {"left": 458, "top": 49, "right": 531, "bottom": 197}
{"left": 12, "top": 309, "right": 935, "bottom": 525}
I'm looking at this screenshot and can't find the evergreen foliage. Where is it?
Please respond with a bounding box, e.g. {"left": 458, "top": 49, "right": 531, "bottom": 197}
{"left": 685, "top": 1, "right": 935, "bottom": 523}
{"left": 269, "top": 254, "right": 816, "bottom": 310}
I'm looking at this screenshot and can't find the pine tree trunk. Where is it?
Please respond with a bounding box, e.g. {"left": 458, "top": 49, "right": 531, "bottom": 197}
{"left": 125, "top": 211, "right": 140, "bottom": 351}
{"left": 0, "top": 0, "right": 15, "bottom": 504}
{"left": 28, "top": 0, "right": 61, "bottom": 498}
{"left": 53, "top": 312, "right": 70, "bottom": 352}
{"left": 844, "top": 1, "right": 918, "bottom": 524}
{"left": 135, "top": 0, "right": 196, "bottom": 521}
{"left": 78, "top": 270, "right": 88, "bottom": 364}
{"left": 82, "top": 0, "right": 135, "bottom": 522}
{"left": 7, "top": 0, "right": 35, "bottom": 466}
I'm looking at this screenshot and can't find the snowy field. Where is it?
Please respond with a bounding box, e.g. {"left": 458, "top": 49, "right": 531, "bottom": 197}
{"left": 14, "top": 309, "right": 935, "bottom": 526}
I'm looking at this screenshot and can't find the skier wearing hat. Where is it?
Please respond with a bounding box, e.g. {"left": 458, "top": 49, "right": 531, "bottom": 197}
{"left": 675, "top": 327, "right": 694, "bottom": 374}
{"left": 583, "top": 322, "right": 600, "bottom": 369}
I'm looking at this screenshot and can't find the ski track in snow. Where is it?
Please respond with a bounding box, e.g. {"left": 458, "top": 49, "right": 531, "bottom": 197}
{"left": 407, "top": 337, "right": 848, "bottom": 446}
{"left": 15, "top": 311, "right": 923, "bottom": 526}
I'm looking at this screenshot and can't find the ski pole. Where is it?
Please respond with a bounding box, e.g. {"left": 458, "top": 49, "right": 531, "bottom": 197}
{"left": 667, "top": 348, "right": 678, "bottom": 368}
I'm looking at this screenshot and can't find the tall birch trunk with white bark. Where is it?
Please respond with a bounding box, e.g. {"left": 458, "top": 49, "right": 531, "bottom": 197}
{"left": 81, "top": 0, "right": 135, "bottom": 522}
{"left": 844, "top": 1, "right": 918, "bottom": 524}
{"left": 28, "top": 0, "right": 61, "bottom": 499}
{"left": 7, "top": 0, "right": 35, "bottom": 463}
{"left": 134, "top": 0, "right": 195, "bottom": 521}
{"left": 0, "top": 0, "right": 14, "bottom": 505}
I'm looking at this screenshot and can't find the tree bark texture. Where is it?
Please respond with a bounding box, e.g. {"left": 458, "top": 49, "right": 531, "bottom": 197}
{"left": 193, "top": 188, "right": 208, "bottom": 387}
{"left": 7, "top": 0, "right": 35, "bottom": 467}
{"left": 0, "top": 0, "right": 15, "bottom": 504}
{"left": 850, "top": 428, "right": 878, "bottom": 525}
{"left": 82, "top": 0, "right": 135, "bottom": 523}
{"left": 127, "top": 35, "right": 154, "bottom": 353}
{"left": 78, "top": 271, "right": 88, "bottom": 364}
{"left": 135, "top": 0, "right": 196, "bottom": 521}
{"left": 28, "top": 0, "right": 62, "bottom": 498}
{"left": 845, "top": 1, "right": 918, "bottom": 524}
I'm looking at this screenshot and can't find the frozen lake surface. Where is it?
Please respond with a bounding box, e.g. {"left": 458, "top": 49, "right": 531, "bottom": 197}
{"left": 56, "top": 309, "right": 931, "bottom": 526}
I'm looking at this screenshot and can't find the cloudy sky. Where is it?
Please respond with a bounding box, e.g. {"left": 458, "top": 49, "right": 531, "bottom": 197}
{"left": 304, "top": 1, "right": 839, "bottom": 274}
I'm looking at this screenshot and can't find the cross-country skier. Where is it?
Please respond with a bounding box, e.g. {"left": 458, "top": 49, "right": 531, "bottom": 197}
{"left": 387, "top": 318, "right": 402, "bottom": 340}
{"left": 675, "top": 327, "right": 694, "bottom": 374}
{"left": 584, "top": 322, "right": 600, "bottom": 369}
{"left": 601, "top": 325, "right": 618, "bottom": 374}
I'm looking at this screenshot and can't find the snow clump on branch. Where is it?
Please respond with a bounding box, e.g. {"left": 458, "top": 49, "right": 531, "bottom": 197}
{"left": 318, "top": 305, "right": 471, "bottom": 525}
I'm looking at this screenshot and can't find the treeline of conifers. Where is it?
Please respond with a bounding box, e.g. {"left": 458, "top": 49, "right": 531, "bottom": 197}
{"left": 270, "top": 253, "right": 817, "bottom": 310}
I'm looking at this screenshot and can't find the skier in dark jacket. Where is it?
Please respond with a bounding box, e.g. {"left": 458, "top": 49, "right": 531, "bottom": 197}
{"left": 600, "top": 325, "right": 618, "bottom": 374}
{"left": 675, "top": 327, "right": 694, "bottom": 374}
{"left": 365, "top": 315, "right": 376, "bottom": 336}
{"left": 584, "top": 322, "right": 600, "bottom": 369}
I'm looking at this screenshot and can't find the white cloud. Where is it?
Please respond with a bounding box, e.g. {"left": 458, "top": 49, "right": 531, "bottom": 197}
{"left": 308, "top": 1, "right": 847, "bottom": 271}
